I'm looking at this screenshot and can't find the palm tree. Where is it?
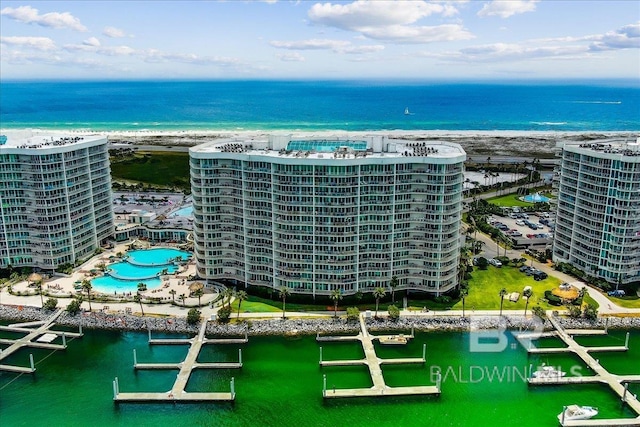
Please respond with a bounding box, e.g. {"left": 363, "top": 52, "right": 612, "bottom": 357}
{"left": 133, "top": 294, "right": 145, "bottom": 315}
{"left": 81, "top": 279, "right": 92, "bottom": 312}
{"left": 279, "top": 286, "right": 290, "bottom": 319}
{"left": 179, "top": 293, "right": 186, "bottom": 307}
{"left": 223, "top": 287, "right": 235, "bottom": 309}
{"left": 330, "top": 288, "right": 343, "bottom": 318}
{"left": 389, "top": 276, "right": 399, "bottom": 303}
{"left": 137, "top": 282, "right": 147, "bottom": 293}
{"left": 499, "top": 288, "right": 508, "bottom": 316}
{"left": 460, "top": 288, "right": 469, "bottom": 317}
{"left": 35, "top": 279, "right": 44, "bottom": 307}
{"left": 373, "top": 287, "right": 386, "bottom": 318}
{"left": 523, "top": 288, "right": 533, "bottom": 316}
{"left": 194, "top": 288, "right": 204, "bottom": 306}
{"left": 236, "top": 290, "right": 247, "bottom": 319}
{"left": 169, "top": 289, "right": 176, "bottom": 304}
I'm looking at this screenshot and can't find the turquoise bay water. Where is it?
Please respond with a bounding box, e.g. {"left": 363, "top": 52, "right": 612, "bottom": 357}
{"left": 1, "top": 328, "right": 638, "bottom": 426}
{"left": 1, "top": 80, "right": 638, "bottom": 132}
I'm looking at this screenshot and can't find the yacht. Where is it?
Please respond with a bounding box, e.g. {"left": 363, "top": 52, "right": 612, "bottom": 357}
{"left": 404, "top": 107, "right": 410, "bottom": 115}
{"left": 533, "top": 364, "right": 566, "bottom": 378}
{"left": 558, "top": 405, "right": 598, "bottom": 423}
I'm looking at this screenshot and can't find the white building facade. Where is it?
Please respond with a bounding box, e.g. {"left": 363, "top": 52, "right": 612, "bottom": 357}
{"left": 190, "top": 135, "right": 466, "bottom": 297}
{"left": 0, "top": 132, "right": 114, "bottom": 270}
{"left": 553, "top": 139, "right": 640, "bottom": 285}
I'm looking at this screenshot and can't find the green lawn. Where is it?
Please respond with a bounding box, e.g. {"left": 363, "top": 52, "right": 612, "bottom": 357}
{"left": 452, "top": 264, "right": 562, "bottom": 311}
{"left": 110, "top": 151, "right": 190, "bottom": 192}
{"left": 608, "top": 295, "right": 640, "bottom": 309}
{"left": 486, "top": 194, "right": 532, "bottom": 207}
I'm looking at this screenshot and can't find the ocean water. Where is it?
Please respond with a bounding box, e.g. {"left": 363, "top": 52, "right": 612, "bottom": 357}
{"left": 1, "top": 80, "right": 638, "bottom": 132}
{"left": 1, "top": 327, "right": 639, "bottom": 426}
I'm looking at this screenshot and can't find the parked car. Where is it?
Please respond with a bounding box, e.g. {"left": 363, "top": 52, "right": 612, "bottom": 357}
{"left": 515, "top": 220, "right": 525, "bottom": 226}
{"left": 489, "top": 258, "right": 503, "bottom": 267}
{"left": 533, "top": 271, "right": 548, "bottom": 281}
{"left": 608, "top": 290, "right": 626, "bottom": 297}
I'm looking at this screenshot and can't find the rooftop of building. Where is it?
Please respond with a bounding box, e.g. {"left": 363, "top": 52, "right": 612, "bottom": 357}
{"left": 190, "top": 134, "right": 466, "bottom": 161}
{"left": 557, "top": 137, "right": 640, "bottom": 157}
{"left": 0, "top": 130, "right": 106, "bottom": 150}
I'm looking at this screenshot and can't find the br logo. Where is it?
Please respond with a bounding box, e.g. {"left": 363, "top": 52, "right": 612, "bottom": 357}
{"left": 468, "top": 315, "right": 545, "bottom": 353}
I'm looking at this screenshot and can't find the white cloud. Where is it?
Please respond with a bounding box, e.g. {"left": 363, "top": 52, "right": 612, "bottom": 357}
{"left": 276, "top": 52, "right": 306, "bottom": 62}
{"left": 477, "top": 1, "right": 538, "bottom": 18}
{"left": 271, "top": 38, "right": 384, "bottom": 55}
{"left": 0, "top": 36, "right": 56, "bottom": 51}
{"left": 0, "top": 5, "right": 87, "bottom": 31}
{"left": 103, "top": 26, "right": 127, "bottom": 38}
{"left": 307, "top": 0, "right": 471, "bottom": 43}
{"left": 83, "top": 37, "right": 101, "bottom": 47}
{"left": 590, "top": 22, "right": 640, "bottom": 51}
{"left": 270, "top": 39, "right": 350, "bottom": 50}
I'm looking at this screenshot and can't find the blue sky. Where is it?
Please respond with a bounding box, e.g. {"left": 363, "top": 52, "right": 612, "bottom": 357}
{"left": 1, "top": 0, "right": 639, "bottom": 80}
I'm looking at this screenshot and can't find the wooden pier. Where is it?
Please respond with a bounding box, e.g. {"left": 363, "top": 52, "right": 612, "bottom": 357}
{"left": 114, "top": 321, "right": 245, "bottom": 403}
{"left": 318, "top": 315, "right": 440, "bottom": 399}
{"left": 0, "top": 309, "right": 83, "bottom": 374}
{"left": 525, "top": 315, "right": 640, "bottom": 426}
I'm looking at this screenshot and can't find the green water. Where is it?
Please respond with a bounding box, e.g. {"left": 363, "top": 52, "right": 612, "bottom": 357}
{"left": 1, "top": 328, "right": 638, "bottom": 427}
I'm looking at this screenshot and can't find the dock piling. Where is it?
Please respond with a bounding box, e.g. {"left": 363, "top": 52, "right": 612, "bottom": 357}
{"left": 230, "top": 377, "right": 235, "bottom": 398}
{"left": 238, "top": 348, "right": 242, "bottom": 365}
{"left": 625, "top": 332, "right": 630, "bottom": 349}
{"left": 113, "top": 379, "right": 118, "bottom": 400}
{"left": 436, "top": 372, "right": 442, "bottom": 392}
{"left": 62, "top": 332, "right": 66, "bottom": 347}
{"left": 422, "top": 343, "right": 426, "bottom": 361}
{"left": 115, "top": 376, "right": 119, "bottom": 394}
{"left": 320, "top": 346, "right": 323, "bottom": 364}
{"left": 29, "top": 353, "right": 35, "bottom": 371}
{"left": 323, "top": 374, "right": 327, "bottom": 396}
{"left": 148, "top": 329, "right": 152, "bottom": 343}
{"left": 529, "top": 363, "right": 533, "bottom": 379}
{"left": 133, "top": 349, "right": 137, "bottom": 366}
{"left": 623, "top": 382, "right": 629, "bottom": 403}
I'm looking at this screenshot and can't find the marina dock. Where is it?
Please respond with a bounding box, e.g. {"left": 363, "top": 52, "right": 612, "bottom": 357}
{"left": 525, "top": 315, "right": 640, "bottom": 426}
{"left": 318, "top": 315, "right": 440, "bottom": 399}
{"left": 0, "top": 309, "right": 83, "bottom": 374}
{"left": 114, "top": 320, "right": 245, "bottom": 403}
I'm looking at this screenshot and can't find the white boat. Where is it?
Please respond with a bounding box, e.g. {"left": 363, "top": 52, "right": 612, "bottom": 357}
{"left": 379, "top": 334, "right": 408, "bottom": 345}
{"left": 558, "top": 405, "right": 598, "bottom": 423}
{"left": 404, "top": 107, "right": 410, "bottom": 115}
{"left": 533, "top": 365, "right": 566, "bottom": 378}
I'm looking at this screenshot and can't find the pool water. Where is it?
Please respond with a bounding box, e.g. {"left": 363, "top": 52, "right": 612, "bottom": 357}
{"left": 91, "top": 247, "right": 192, "bottom": 293}
{"left": 287, "top": 140, "right": 367, "bottom": 151}
{"left": 127, "top": 248, "right": 191, "bottom": 266}
{"left": 169, "top": 205, "right": 193, "bottom": 218}
{"left": 522, "top": 193, "right": 550, "bottom": 203}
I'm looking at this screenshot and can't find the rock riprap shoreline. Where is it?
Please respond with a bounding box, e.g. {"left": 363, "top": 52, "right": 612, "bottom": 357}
{"left": 1, "top": 305, "right": 638, "bottom": 336}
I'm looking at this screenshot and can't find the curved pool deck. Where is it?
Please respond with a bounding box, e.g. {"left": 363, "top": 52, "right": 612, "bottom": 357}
{"left": 92, "top": 247, "right": 192, "bottom": 294}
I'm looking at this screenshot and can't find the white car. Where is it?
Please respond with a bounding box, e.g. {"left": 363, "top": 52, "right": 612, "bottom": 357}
{"left": 515, "top": 220, "right": 525, "bottom": 226}
{"left": 489, "top": 258, "right": 503, "bottom": 267}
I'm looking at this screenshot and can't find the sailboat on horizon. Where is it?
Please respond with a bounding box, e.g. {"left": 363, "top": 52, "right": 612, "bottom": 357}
{"left": 404, "top": 107, "right": 414, "bottom": 115}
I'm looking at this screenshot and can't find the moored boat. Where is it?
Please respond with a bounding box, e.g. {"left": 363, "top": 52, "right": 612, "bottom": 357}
{"left": 558, "top": 405, "right": 598, "bottom": 424}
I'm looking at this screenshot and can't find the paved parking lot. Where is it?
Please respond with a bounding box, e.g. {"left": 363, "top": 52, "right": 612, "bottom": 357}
{"left": 488, "top": 210, "right": 555, "bottom": 248}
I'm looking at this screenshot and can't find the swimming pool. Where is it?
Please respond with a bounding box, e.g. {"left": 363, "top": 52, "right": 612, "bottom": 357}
{"left": 169, "top": 205, "right": 193, "bottom": 218}
{"left": 127, "top": 248, "right": 191, "bottom": 266}
{"left": 91, "top": 247, "right": 192, "bottom": 293}
{"left": 522, "top": 192, "right": 551, "bottom": 203}
{"left": 287, "top": 140, "right": 367, "bottom": 152}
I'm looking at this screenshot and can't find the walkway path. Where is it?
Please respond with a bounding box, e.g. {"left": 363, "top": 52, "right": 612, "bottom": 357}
{"left": 113, "top": 319, "right": 245, "bottom": 403}
{"left": 318, "top": 313, "right": 439, "bottom": 398}
{"left": 0, "top": 309, "right": 82, "bottom": 373}
{"left": 524, "top": 314, "right": 640, "bottom": 426}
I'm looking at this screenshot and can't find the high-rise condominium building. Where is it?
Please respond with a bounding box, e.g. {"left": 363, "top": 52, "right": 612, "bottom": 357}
{"left": 0, "top": 131, "right": 114, "bottom": 270}
{"left": 190, "top": 135, "right": 466, "bottom": 297}
{"left": 553, "top": 139, "right": 640, "bottom": 285}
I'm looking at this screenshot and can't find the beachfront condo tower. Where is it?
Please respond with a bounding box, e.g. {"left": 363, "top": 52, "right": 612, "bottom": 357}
{"left": 0, "top": 131, "right": 114, "bottom": 270}
{"left": 553, "top": 139, "right": 640, "bottom": 286}
{"left": 190, "top": 135, "right": 466, "bottom": 297}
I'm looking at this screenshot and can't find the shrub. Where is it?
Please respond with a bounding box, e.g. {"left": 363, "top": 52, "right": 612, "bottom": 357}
{"left": 532, "top": 306, "right": 546, "bottom": 319}
{"left": 43, "top": 297, "right": 58, "bottom": 310}
{"left": 66, "top": 299, "right": 81, "bottom": 315}
{"left": 346, "top": 307, "right": 360, "bottom": 322}
{"left": 583, "top": 304, "right": 598, "bottom": 320}
{"left": 387, "top": 304, "right": 400, "bottom": 320}
{"left": 544, "top": 290, "right": 562, "bottom": 306}
{"left": 217, "top": 306, "right": 231, "bottom": 323}
{"left": 187, "top": 308, "right": 201, "bottom": 325}
{"left": 476, "top": 257, "right": 489, "bottom": 270}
